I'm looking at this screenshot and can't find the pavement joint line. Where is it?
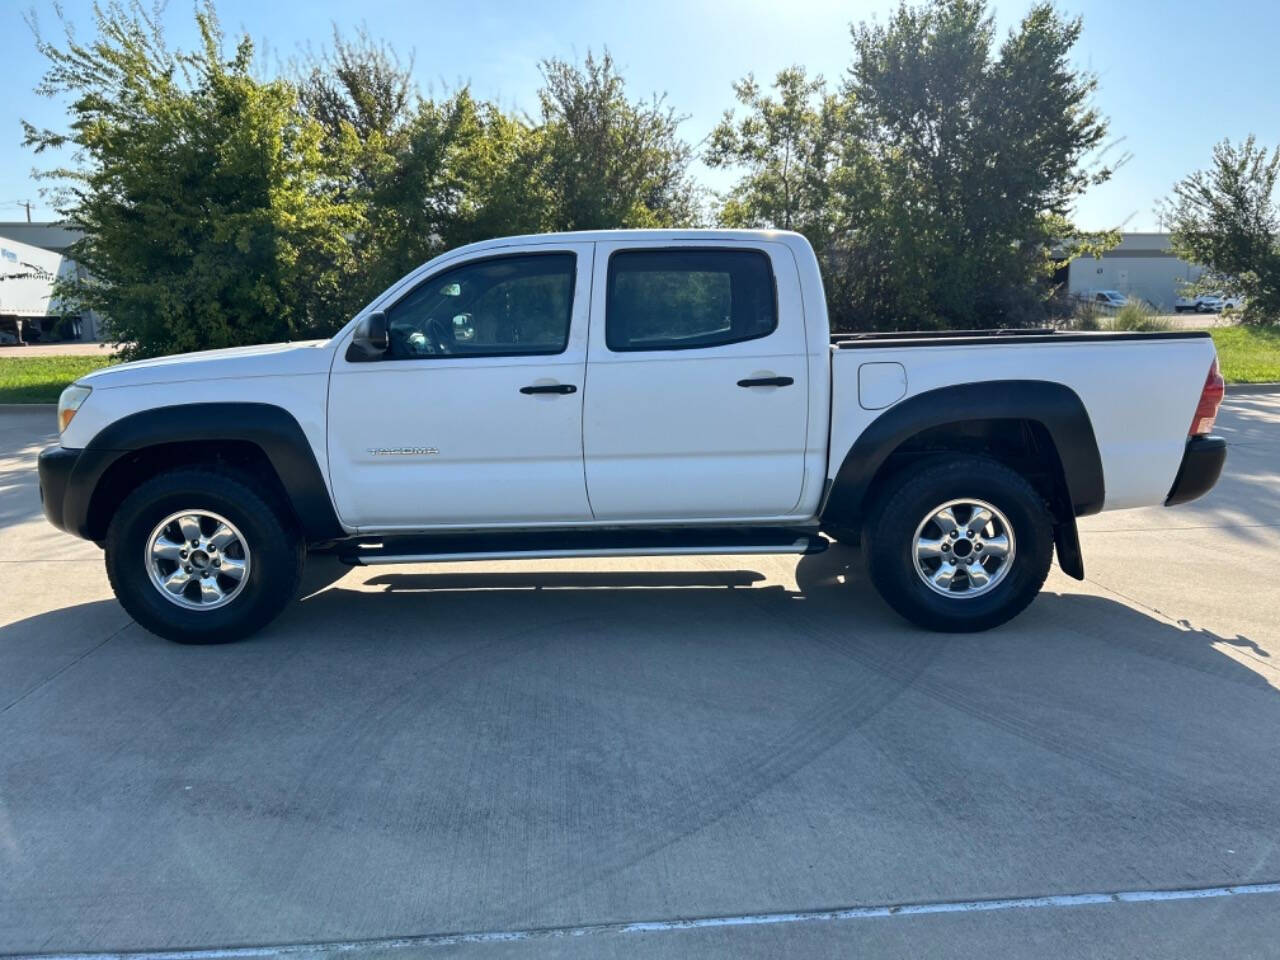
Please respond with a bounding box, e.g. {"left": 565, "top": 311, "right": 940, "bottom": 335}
{"left": 0, "top": 620, "right": 132, "bottom": 714}
{"left": 6, "top": 882, "right": 1280, "bottom": 959}
{"left": 1082, "top": 573, "right": 1195, "bottom": 628}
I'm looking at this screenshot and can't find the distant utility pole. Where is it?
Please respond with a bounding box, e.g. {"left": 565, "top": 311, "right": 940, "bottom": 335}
{"left": 1, "top": 200, "right": 35, "bottom": 221}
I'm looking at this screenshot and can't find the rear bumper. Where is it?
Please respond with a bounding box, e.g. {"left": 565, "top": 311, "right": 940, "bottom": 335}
{"left": 37, "top": 445, "right": 84, "bottom": 535}
{"left": 1165, "top": 436, "right": 1227, "bottom": 506}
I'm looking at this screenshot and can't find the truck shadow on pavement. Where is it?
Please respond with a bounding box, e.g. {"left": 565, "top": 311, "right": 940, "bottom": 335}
{"left": 3, "top": 545, "right": 1279, "bottom": 938}
{"left": 327, "top": 544, "right": 1269, "bottom": 672}
{"left": 276, "top": 549, "right": 1280, "bottom": 911}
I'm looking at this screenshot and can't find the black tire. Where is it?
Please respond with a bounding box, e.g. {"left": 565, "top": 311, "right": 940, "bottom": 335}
{"left": 105, "top": 468, "right": 304, "bottom": 644}
{"left": 864, "top": 455, "right": 1053, "bottom": 632}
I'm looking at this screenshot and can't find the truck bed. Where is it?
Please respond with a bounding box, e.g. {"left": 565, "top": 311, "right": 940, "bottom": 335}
{"left": 826, "top": 328, "right": 1219, "bottom": 513}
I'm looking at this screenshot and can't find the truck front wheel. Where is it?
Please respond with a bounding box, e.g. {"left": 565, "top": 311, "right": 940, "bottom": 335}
{"left": 104, "top": 468, "right": 304, "bottom": 644}
{"left": 864, "top": 456, "right": 1053, "bottom": 632}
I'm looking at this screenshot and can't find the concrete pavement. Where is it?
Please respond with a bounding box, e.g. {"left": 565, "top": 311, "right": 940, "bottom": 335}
{"left": 1, "top": 396, "right": 1278, "bottom": 958}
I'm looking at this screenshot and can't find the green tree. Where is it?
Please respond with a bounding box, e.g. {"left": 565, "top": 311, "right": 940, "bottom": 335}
{"left": 710, "top": 0, "right": 1115, "bottom": 331}
{"left": 298, "top": 26, "right": 413, "bottom": 149}
{"left": 840, "top": 0, "right": 1115, "bottom": 330}
{"left": 314, "top": 81, "right": 539, "bottom": 312}
{"left": 1163, "top": 136, "right": 1280, "bottom": 324}
{"left": 294, "top": 43, "right": 695, "bottom": 315}
{"left": 533, "top": 51, "right": 699, "bottom": 230}
{"left": 705, "top": 67, "right": 847, "bottom": 250}
{"left": 25, "top": 1, "right": 358, "bottom": 359}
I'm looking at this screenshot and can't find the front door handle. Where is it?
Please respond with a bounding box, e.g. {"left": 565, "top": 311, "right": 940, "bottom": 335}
{"left": 520, "top": 383, "right": 578, "bottom": 395}
{"left": 737, "top": 376, "right": 794, "bottom": 388}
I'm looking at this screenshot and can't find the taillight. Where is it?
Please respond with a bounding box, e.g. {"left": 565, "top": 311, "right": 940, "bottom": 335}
{"left": 1189, "top": 358, "right": 1225, "bottom": 436}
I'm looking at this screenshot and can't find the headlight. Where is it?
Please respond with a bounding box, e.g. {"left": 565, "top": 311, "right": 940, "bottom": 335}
{"left": 57, "top": 384, "right": 92, "bottom": 434}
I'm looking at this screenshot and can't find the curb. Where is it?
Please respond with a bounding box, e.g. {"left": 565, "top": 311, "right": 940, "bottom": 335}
{"left": 1226, "top": 382, "right": 1280, "bottom": 395}
{"left": 0, "top": 403, "right": 56, "bottom": 413}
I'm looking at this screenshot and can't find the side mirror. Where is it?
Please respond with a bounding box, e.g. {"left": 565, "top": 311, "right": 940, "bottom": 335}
{"left": 346, "top": 311, "right": 389, "bottom": 362}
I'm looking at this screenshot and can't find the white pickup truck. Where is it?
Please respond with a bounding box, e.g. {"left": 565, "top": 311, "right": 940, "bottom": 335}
{"left": 39, "top": 230, "right": 1228, "bottom": 643}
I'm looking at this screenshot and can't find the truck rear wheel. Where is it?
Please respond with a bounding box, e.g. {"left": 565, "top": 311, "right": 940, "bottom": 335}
{"left": 105, "top": 468, "right": 304, "bottom": 644}
{"left": 864, "top": 456, "right": 1053, "bottom": 632}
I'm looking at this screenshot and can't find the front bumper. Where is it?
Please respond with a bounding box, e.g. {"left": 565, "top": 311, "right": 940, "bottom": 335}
{"left": 1165, "top": 436, "right": 1227, "bottom": 506}
{"left": 38, "top": 445, "right": 84, "bottom": 535}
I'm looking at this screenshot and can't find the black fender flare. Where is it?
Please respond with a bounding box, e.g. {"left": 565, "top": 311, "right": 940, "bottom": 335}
{"left": 63, "top": 402, "right": 344, "bottom": 543}
{"left": 821, "top": 380, "right": 1104, "bottom": 577}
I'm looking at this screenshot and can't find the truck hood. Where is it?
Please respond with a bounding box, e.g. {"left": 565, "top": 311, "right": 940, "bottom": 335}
{"left": 79, "top": 340, "right": 336, "bottom": 389}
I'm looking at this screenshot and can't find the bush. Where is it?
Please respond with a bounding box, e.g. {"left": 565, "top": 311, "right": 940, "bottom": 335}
{"left": 1106, "top": 302, "right": 1173, "bottom": 331}
{"left": 1071, "top": 301, "right": 1102, "bottom": 330}
{"left": 1064, "top": 300, "right": 1171, "bottom": 332}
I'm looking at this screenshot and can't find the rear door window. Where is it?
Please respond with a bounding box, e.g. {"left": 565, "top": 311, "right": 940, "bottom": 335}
{"left": 605, "top": 249, "right": 777, "bottom": 352}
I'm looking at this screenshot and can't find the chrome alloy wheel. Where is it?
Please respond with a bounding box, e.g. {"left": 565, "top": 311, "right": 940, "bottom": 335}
{"left": 912, "top": 498, "right": 1015, "bottom": 599}
{"left": 145, "top": 510, "right": 250, "bottom": 611}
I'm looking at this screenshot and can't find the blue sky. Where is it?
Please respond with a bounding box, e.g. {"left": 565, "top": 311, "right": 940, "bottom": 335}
{"left": 2, "top": 0, "right": 1277, "bottom": 231}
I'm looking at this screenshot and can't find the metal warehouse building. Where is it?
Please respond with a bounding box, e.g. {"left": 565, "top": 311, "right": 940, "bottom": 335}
{"left": 1067, "top": 232, "right": 1203, "bottom": 311}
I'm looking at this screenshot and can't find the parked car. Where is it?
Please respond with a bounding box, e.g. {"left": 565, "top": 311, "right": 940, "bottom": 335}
{"left": 1175, "top": 291, "right": 1241, "bottom": 313}
{"left": 1091, "top": 290, "right": 1129, "bottom": 307}
{"left": 38, "top": 230, "right": 1228, "bottom": 643}
{"left": 1193, "top": 292, "right": 1245, "bottom": 313}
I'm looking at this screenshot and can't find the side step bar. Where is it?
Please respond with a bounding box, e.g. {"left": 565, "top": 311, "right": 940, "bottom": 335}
{"left": 338, "top": 526, "right": 828, "bottom": 566}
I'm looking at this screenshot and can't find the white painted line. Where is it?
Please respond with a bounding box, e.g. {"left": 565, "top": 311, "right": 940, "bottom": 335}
{"left": 10, "top": 882, "right": 1280, "bottom": 959}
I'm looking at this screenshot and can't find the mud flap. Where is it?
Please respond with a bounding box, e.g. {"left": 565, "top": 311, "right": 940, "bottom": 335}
{"left": 1053, "top": 519, "right": 1085, "bottom": 580}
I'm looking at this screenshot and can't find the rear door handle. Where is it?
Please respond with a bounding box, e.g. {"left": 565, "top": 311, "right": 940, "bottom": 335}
{"left": 737, "top": 376, "right": 794, "bottom": 388}
{"left": 520, "top": 383, "right": 578, "bottom": 395}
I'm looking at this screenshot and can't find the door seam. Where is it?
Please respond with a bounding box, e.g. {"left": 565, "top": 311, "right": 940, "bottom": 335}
{"left": 580, "top": 242, "right": 598, "bottom": 519}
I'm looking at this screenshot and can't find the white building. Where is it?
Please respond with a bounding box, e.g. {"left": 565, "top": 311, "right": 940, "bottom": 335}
{"left": 1067, "top": 232, "right": 1203, "bottom": 311}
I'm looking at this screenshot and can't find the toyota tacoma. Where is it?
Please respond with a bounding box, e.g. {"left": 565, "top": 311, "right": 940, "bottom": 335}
{"left": 38, "top": 230, "right": 1228, "bottom": 642}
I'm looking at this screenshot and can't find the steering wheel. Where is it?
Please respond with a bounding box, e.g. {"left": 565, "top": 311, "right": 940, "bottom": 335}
{"left": 394, "top": 316, "right": 454, "bottom": 357}
{"left": 425, "top": 315, "right": 454, "bottom": 354}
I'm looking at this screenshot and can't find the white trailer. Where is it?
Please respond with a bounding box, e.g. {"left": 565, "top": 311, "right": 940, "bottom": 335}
{"left": 0, "top": 236, "right": 81, "bottom": 341}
